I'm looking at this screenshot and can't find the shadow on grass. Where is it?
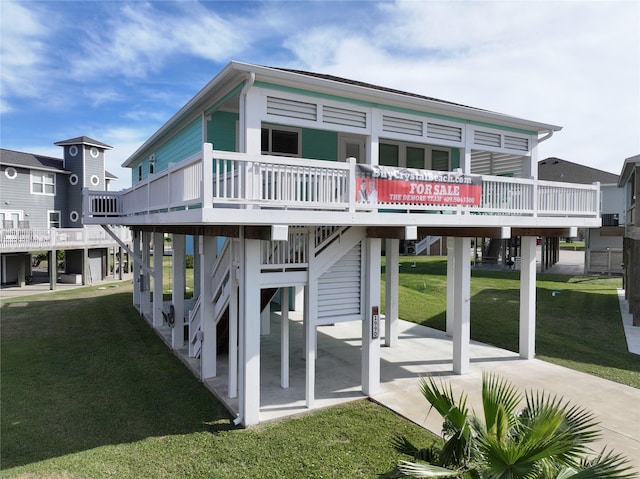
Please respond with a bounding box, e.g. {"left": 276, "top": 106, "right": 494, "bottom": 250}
{"left": 1, "top": 288, "right": 233, "bottom": 469}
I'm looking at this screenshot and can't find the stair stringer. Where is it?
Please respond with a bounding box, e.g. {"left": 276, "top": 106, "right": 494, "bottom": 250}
{"left": 310, "top": 226, "right": 367, "bottom": 326}
{"left": 310, "top": 226, "right": 366, "bottom": 282}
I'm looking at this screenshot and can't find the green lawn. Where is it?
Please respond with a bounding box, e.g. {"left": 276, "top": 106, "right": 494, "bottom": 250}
{"left": 2, "top": 255, "right": 638, "bottom": 477}
{"left": 1, "top": 283, "right": 436, "bottom": 478}
{"left": 382, "top": 256, "right": 640, "bottom": 388}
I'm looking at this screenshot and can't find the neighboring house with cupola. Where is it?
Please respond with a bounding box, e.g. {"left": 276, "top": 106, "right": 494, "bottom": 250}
{"left": 538, "top": 157, "right": 624, "bottom": 274}
{"left": 81, "top": 61, "right": 602, "bottom": 426}
{"left": 0, "top": 137, "right": 130, "bottom": 287}
{"left": 618, "top": 154, "right": 640, "bottom": 325}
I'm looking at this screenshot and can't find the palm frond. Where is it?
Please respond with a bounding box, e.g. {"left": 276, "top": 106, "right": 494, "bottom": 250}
{"left": 396, "top": 460, "right": 461, "bottom": 478}
{"left": 482, "top": 372, "right": 521, "bottom": 435}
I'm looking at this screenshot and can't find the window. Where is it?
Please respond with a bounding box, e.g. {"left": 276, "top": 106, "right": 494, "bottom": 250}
{"left": 432, "top": 150, "right": 450, "bottom": 171}
{"left": 379, "top": 143, "right": 399, "bottom": 166}
{"left": 4, "top": 167, "right": 17, "bottom": 179}
{"left": 48, "top": 211, "right": 61, "bottom": 228}
{"left": 0, "top": 211, "right": 21, "bottom": 229}
{"left": 138, "top": 165, "right": 143, "bottom": 182}
{"left": 261, "top": 126, "right": 301, "bottom": 156}
{"left": 31, "top": 171, "right": 55, "bottom": 195}
{"left": 406, "top": 147, "right": 425, "bottom": 169}
{"left": 379, "top": 142, "right": 450, "bottom": 171}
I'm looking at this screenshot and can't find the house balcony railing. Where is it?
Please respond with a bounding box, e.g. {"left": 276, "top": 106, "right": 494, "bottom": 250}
{"left": 0, "top": 225, "right": 132, "bottom": 253}
{"left": 83, "top": 144, "right": 600, "bottom": 225}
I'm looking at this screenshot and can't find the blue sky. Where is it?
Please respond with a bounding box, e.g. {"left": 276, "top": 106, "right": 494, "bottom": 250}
{"left": 1, "top": 0, "right": 638, "bottom": 190}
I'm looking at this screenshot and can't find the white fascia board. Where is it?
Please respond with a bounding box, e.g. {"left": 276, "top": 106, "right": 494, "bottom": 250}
{"left": 618, "top": 154, "right": 640, "bottom": 187}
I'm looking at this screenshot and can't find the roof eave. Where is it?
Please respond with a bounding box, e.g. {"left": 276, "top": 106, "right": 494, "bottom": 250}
{"left": 618, "top": 154, "right": 640, "bottom": 187}
{"left": 123, "top": 61, "right": 562, "bottom": 168}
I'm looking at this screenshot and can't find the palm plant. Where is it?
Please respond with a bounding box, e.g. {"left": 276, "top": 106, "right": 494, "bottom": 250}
{"left": 386, "top": 372, "right": 634, "bottom": 479}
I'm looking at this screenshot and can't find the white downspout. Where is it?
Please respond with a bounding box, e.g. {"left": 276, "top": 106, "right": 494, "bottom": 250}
{"left": 238, "top": 72, "right": 256, "bottom": 153}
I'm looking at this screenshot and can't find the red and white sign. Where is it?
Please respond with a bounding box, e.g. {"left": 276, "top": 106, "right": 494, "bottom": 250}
{"left": 356, "top": 164, "right": 482, "bottom": 206}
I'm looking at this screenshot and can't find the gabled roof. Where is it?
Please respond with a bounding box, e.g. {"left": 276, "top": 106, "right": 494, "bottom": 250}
{"left": 538, "top": 157, "right": 619, "bottom": 185}
{"left": 0, "top": 148, "right": 69, "bottom": 174}
{"left": 618, "top": 154, "right": 640, "bottom": 187}
{"left": 105, "top": 170, "right": 118, "bottom": 179}
{"left": 54, "top": 136, "right": 113, "bottom": 150}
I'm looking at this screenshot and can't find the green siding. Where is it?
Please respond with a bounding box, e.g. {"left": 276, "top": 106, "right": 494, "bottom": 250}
{"left": 301, "top": 128, "right": 338, "bottom": 161}
{"left": 131, "top": 118, "right": 201, "bottom": 185}
{"left": 208, "top": 111, "right": 238, "bottom": 152}
{"left": 451, "top": 148, "right": 460, "bottom": 170}
{"left": 155, "top": 118, "right": 202, "bottom": 172}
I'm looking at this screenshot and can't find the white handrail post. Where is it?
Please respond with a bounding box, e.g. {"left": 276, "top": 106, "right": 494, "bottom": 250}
{"left": 347, "top": 157, "right": 357, "bottom": 212}
{"left": 202, "top": 143, "right": 214, "bottom": 210}
{"left": 593, "top": 181, "right": 601, "bottom": 218}
{"left": 532, "top": 178, "right": 539, "bottom": 217}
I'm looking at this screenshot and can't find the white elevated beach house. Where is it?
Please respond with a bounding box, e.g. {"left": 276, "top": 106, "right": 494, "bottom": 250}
{"left": 83, "top": 62, "right": 601, "bottom": 426}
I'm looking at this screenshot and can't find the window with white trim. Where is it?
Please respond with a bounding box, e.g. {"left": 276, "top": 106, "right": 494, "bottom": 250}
{"left": 261, "top": 125, "right": 301, "bottom": 157}
{"left": 31, "top": 171, "right": 55, "bottom": 195}
{"left": 379, "top": 142, "right": 450, "bottom": 171}
{"left": 48, "top": 211, "right": 61, "bottom": 228}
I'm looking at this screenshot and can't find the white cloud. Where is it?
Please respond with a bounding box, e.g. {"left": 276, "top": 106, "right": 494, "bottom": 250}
{"left": 286, "top": 0, "right": 640, "bottom": 174}
{"left": 70, "top": 2, "right": 247, "bottom": 80}
{"left": 0, "top": 1, "right": 54, "bottom": 108}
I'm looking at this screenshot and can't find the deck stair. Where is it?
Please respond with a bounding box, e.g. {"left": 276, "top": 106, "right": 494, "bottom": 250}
{"left": 483, "top": 238, "right": 502, "bottom": 264}
{"left": 414, "top": 235, "right": 441, "bottom": 255}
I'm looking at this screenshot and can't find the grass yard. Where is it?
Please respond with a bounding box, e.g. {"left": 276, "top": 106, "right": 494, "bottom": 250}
{"left": 382, "top": 256, "right": 640, "bottom": 388}
{"left": 1, "top": 283, "right": 437, "bottom": 478}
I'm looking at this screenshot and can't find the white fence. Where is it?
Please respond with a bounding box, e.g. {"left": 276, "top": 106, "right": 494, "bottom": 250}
{"left": 83, "top": 144, "right": 600, "bottom": 222}
{"left": 0, "top": 226, "right": 131, "bottom": 253}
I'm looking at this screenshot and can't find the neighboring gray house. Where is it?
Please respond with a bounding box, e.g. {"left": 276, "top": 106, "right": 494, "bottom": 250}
{"left": 538, "top": 157, "right": 624, "bottom": 274}
{"left": 618, "top": 154, "right": 640, "bottom": 325}
{"left": 0, "top": 137, "right": 130, "bottom": 287}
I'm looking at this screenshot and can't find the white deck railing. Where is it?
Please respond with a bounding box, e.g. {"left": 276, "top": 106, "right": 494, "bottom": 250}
{"left": 83, "top": 144, "right": 600, "bottom": 222}
{"left": 0, "top": 226, "right": 132, "bottom": 253}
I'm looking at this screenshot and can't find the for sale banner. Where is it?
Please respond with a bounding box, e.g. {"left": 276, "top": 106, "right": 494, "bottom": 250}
{"left": 356, "top": 164, "right": 482, "bottom": 206}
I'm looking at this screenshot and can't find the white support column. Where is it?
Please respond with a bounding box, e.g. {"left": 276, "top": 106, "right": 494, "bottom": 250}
{"left": 281, "top": 287, "right": 290, "bottom": 389}
{"left": 118, "top": 246, "right": 123, "bottom": 281}
{"left": 172, "top": 234, "right": 186, "bottom": 349}
{"left": 133, "top": 231, "right": 141, "bottom": 309}
{"left": 201, "top": 235, "right": 217, "bottom": 380}
{"left": 519, "top": 236, "right": 537, "bottom": 359}
{"left": 49, "top": 249, "right": 57, "bottom": 291}
{"left": 384, "top": 238, "right": 399, "bottom": 347}
{"left": 304, "top": 280, "right": 317, "bottom": 409}
{"left": 141, "top": 232, "right": 151, "bottom": 320}
{"left": 452, "top": 237, "right": 471, "bottom": 375}
{"left": 362, "top": 238, "right": 381, "bottom": 396}
{"left": 242, "top": 238, "right": 261, "bottom": 426}
{"left": 294, "top": 286, "right": 304, "bottom": 311}
{"left": 261, "top": 302, "right": 271, "bottom": 335}
{"left": 153, "top": 232, "right": 164, "bottom": 328}
{"left": 446, "top": 237, "right": 455, "bottom": 337}
{"left": 193, "top": 237, "right": 201, "bottom": 298}
{"left": 228, "top": 242, "right": 239, "bottom": 399}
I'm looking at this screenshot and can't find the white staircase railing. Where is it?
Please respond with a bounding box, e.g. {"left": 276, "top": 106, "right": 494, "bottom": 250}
{"left": 210, "top": 238, "right": 233, "bottom": 325}
{"left": 261, "top": 228, "right": 308, "bottom": 269}
{"left": 188, "top": 294, "right": 203, "bottom": 358}
{"left": 314, "top": 226, "right": 348, "bottom": 256}
{"left": 414, "top": 236, "right": 441, "bottom": 255}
